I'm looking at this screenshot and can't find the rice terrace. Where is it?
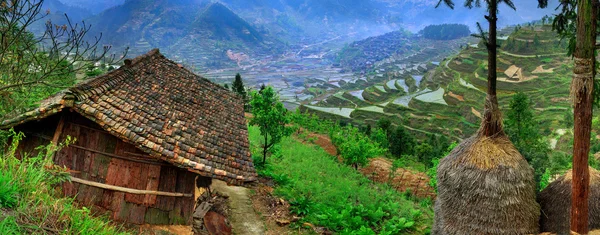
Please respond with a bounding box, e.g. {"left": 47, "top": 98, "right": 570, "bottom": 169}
{"left": 1, "top": 0, "right": 600, "bottom": 235}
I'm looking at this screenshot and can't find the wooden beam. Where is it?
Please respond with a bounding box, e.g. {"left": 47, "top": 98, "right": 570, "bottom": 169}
{"left": 50, "top": 113, "right": 66, "bottom": 160}
{"left": 51, "top": 113, "right": 66, "bottom": 146}
{"left": 24, "top": 131, "right": 169, "bottom": 167}
{"left": 69, "top": 176, "right": 193, "bottom": 197}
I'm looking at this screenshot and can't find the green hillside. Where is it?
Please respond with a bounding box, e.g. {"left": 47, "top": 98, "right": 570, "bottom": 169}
{"left": 302, "top": 24, "right": 573, "bottom": 147}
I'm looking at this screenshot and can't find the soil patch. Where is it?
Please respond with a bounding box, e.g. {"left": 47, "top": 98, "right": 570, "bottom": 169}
{"left": 361, "top": 158, "right": 436, "bottom": 199}
{"left": 471, "top": 107, "right": 482, "bottom": 119}
{"left": 447, "top": 91, "right": 465, "bottom": 102}
{"left": 532, "top": 65, "right": 554, "bottom": 74}
{"left": 249, "top": 183, "right": 307, "bottom": 235}
{"left": 139, "top": 225, "right": 193, "bottom": 235}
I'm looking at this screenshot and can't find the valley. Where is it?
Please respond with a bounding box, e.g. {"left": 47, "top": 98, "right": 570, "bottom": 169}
{"left": 263, "top": 24, "right": 575, "bottom": 154}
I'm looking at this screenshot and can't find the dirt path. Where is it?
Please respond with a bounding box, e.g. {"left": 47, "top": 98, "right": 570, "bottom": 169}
{"left": 211, "top": 180, "right": 265, "bottom": 235}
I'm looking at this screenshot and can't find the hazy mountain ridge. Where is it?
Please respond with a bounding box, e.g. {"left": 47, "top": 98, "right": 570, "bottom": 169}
{"left": 58, "top": 0, "right": 125, "bottom": 14}
{"left": 83, "top": 0, "right": 282, "bottom": 69}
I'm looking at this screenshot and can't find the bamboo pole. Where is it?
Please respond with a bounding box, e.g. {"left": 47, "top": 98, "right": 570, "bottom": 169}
{"left": 69, "top": 176, "right": 193, "bottom": 197}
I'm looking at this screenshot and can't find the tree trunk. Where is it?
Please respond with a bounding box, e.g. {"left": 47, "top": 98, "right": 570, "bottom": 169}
{"left": 479, "top": 0, "right": 503, "bottom": 137}
{"left": 571, "top": 0, "right": 596, "bottom": 233}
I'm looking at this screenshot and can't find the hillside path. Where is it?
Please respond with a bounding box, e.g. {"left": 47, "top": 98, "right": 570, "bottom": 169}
{"left": 212, "top": 180, "right": 265, "bottom": 235}
{"left": 500, "top": 51, "right": 564, "bottom": 58}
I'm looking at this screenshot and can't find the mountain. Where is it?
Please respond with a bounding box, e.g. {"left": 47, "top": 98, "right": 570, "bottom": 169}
{"left": 58, "top": 0, "right": 125, "bottom": 14}
{"left": 382, "top": 0, "right": 561, "bottom": 31}
{"left": 191, "top": 2, "right": 263, "bottom": 43}
{"left": 27, "top": 0, "right": 93, "bottom": 35}
{"left": 86, "top": 0, "right": 282, "bottom": 69}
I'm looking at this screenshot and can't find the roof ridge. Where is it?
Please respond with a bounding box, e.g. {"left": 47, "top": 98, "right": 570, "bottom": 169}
{"left": 70, "top": 49, "right": 163, "bottom": 101}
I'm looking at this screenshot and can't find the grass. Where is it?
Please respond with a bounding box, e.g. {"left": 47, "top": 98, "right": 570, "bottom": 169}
{"left": 248, "top": 125, "right": 432, "bottom": 235}
{"left": 0, "top": 131, "right": 129, "bottom": 235}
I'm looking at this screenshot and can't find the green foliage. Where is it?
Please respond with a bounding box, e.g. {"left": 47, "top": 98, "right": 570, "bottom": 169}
{"left": 290, "top": 110, "right": 338, "bottom": 134}
{"left": 249, "top": 86, "right": 294, "bottom": 164}
{"left": 232, "top": 73, "right": 247, "bottom": 98}
{"left": 420, "top": 24, "right": 471, "bottom": 40}
{"left": 415, "top": 143, "right": 435, "bottom": 167}
{"left": 85, "top": 64, "right": 104, "bottom": 77}
{"left": 539, "top": 168, "right": 552, "bottom": 190}
{"left": 248, "top": 125, "right": 429, "bottom": 234}
{"left": 332, "top": 126, "right": 384, "bottom": 169}
{"left": 369, "top": 129, "right": 389, "bottom": 152}
{"left": 0, "top": 171, "right": 19, "bottom": 208}
{"left": 504, "top": 93, "right": 550, "bottom": 188}
{"left": 389, "top": 125, "right": 415, "bottom": 157}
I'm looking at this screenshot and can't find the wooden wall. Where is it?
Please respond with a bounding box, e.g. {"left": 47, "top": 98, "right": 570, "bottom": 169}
{"left": 16, "top": 111, "right": 196, "bottom": 225}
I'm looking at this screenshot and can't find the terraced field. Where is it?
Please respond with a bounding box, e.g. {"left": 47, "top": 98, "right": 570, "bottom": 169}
{"left": 299, "top": 24, "right": 575, "bottom": 144}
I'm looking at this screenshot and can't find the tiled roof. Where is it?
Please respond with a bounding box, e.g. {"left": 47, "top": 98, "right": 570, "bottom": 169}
{"left": 1, "top": 49, "right": 257, "bottom": 185}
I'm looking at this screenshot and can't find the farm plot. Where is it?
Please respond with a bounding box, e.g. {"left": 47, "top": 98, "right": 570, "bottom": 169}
{"left": 415, "top": 88, "right": 448, "bottom": 105}
{"left": 304, "top": 105, "right": 355, "bottom": 118}
{"left": 349, "top": 90, "right": 365, "bottom": 101}
{"left": 396, "top": 79, "right": 409, "bottom": 92}
{"left": 358, "top": 106, "right": 385, "bottom": 113}
{"left": 393, "top": 88, "right": 432, "bottom": 107}
{"left": 386, "top": 80, "right": 398, "bottom": 90}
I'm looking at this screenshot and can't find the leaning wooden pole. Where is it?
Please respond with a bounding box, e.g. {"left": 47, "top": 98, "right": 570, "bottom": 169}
{"left": 571, "top": 0, "right": 596, "bottom": 233}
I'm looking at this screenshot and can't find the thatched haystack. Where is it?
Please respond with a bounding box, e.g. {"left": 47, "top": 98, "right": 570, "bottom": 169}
{"left": 539, "top": 167, "right": 600, "bottom": 234}
{"left": 433, "top": 134, "right": 540, "bottom": 234}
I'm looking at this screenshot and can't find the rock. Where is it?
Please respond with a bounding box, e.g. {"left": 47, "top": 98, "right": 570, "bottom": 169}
{"left": 204, "top": 211, "right": 232, "bottom": 235}
{"left": 275, "top": 219, "right": 290, "bottom": 226}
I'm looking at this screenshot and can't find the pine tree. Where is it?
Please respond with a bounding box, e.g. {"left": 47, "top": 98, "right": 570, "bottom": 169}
{"left": 232, "top": 73, "right": 246, "bottom": 98}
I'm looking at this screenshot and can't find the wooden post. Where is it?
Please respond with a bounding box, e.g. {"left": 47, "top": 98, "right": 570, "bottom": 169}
{"left": 51, "top": 113, "right": 66, "bottom": 160}
{"left": 571, "top": 0, "right": 596, "bottom": 233}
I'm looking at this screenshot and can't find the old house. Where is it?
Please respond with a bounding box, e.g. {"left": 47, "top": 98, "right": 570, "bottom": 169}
{"left": 0, "top": 49, "right": 257, "bottom": 225}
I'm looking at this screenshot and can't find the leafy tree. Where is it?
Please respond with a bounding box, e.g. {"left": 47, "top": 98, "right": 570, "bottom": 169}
{"left": 389, "top": 125, "right": 414, "bottom": 157}
{"left": 364, "top": 124, "right": 372, "bottom": 136}
{"left": 415, "top": 143, "right": 434, "bottom": 167}
{"left": 85, "top": 64, "right": 103, "bottom": 77}
{"left": 369, "top": 128, "right": 389, "bottom": 152}
{"left": 224, "top": 84, "right": 229, "bottom": 90}
{"left": 377, "top": 118, "right": 392, "bottom": 134}
{"left": 420, "top": 24, "right": 471, "bottom": 40}
{"left": 336, "top": 126, "right": 383, "bottom": 170}
{"left": 505, "top": 92, "right": 550, "bottom": 188}
{"left": 0, "top": 0, "right": 126, "bottom": 118}
{"left": 249, "top": 86, "right": 293, "bottom": 164}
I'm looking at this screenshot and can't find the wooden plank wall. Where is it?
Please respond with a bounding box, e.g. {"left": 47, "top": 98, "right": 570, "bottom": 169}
{"left": 13, "top": 114, "right": 61, "bottom": 158}
{"left": 18, "top": 112, "right": 196, "bottom": 225}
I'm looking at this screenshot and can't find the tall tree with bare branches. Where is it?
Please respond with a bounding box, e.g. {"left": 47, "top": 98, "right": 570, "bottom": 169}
{"left": 0, "top": 0, "right": 127, "bottom": 117}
